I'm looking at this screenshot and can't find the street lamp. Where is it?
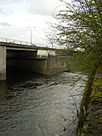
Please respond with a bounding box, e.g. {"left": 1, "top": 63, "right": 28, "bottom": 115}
{"left": 30, "top": 27, "right": 32, "bottom": 45}
{"left": 28, "top": 26, "right": 36, "bottom": 45}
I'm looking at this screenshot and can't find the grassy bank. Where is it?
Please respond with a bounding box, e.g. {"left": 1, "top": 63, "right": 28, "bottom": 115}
{"left": 77, "top": 66, "right": 102, "bottom": 136}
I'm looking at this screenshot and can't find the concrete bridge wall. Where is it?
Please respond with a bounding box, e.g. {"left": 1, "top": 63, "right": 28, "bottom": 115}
{"left": 46, "top": 57, "right": 67, "bottom": 75}
{"left": 7, "top": 57, "right": 67, "bottom": 75}
{"left": 0, "top": 46, "right": 6, "bottom": 80}
{"left": 31, "top": 57, "right": 67, "bottom": 75}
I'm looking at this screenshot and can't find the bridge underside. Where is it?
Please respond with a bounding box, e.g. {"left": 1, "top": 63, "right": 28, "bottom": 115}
{"left": 0, "top": 46, "right": 67, "bottom": 81}
{"left": 7, "top": 49, "right": 39, "bottom": 73}
{"left": 7, "top": 49, "right": 37, "bottom": 59}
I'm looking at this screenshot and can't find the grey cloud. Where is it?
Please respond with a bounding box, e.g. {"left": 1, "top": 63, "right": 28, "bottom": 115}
{"left": 28, "top": 0, "right": 60, "bottom": 17}
{"left": 0, "top": 8, "right": 13, "bottom": 15}
{"left": 0, "top": 0, "right": 21, "bottom": 4}
{"left": 0, "top": 8, "right": 5, "bottom": 14}
{"left": 28, "top": 0, "right": 51, "bottom": 16}
{"left": 0, "top": 22, "right": 11, "bottom": 27}
{"left": 0, "top": 0, "right": 61, "bottom": 17}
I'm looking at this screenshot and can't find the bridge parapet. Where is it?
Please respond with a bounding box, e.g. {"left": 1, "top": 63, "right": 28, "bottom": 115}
{"left": 0, "top": 37, "right": 37, "bottom": 52}
{"left": 0, "top": 37, "right": 33, "bottom": 46}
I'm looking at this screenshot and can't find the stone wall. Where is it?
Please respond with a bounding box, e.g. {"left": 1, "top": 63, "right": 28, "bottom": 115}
{"left": 0, "top": 46, "right": 6, "bottom": 81}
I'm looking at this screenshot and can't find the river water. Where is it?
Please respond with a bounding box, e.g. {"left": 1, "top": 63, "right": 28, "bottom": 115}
{"left": 0, "top": 72, "right": 87, "bottom": 136}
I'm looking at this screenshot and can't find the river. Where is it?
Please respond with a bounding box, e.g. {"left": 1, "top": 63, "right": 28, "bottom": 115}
{"left": 0, "top": 71, "right": 87, "bottom": 136}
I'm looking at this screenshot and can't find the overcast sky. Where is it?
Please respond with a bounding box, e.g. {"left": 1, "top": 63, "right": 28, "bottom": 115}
{"left": 0, "top": 0, "right": 67, "bottom": 46}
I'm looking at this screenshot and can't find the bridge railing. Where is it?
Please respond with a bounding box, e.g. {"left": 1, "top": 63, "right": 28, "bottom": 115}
{"left": 0, "top": 37, "right": 34, "bottom": 46}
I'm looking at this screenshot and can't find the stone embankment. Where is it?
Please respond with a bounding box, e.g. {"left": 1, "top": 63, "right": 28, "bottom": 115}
{"left": 77, "top": 66, "right": 102, "bottom": 136}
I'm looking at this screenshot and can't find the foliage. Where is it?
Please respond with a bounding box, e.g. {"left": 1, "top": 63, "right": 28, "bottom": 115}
{"left": 50, "top": 0, "right": 102, "bottom": 74}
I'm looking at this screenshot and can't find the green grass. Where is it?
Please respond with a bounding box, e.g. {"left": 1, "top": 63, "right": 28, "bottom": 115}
{"left": 90, "top": 92, "right": 102, "bottom": 103}
{"left": 92, "top": 79, "right": 102, "bottom": 89}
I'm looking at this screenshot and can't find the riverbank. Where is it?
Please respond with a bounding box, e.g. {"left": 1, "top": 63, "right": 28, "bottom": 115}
{"left": 77, "top": 66, "right": 102, "bottom": 136}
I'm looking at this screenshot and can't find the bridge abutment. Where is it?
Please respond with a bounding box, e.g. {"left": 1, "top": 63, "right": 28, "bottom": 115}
{"left": 0, "top": 46, "right": 6, "bottom": 81}
{"left": 22, "top": 57, "right": 67, "bottom": 75}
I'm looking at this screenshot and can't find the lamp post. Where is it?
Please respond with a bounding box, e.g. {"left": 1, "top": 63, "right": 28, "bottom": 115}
{"left": 28, "top": 26, "right": 36, "bottom": 45}
{"left": 30, "top": 27, "right": 32, "bottom": 45}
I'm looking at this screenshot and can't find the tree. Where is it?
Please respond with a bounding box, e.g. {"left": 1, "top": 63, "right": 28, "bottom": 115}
{"left": 50, "top": 0, "right": 102, "bottom": 74}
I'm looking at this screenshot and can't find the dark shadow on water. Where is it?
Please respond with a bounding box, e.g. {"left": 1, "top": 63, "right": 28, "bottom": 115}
{"left": 7, "top": 68, "right": 45, "bottom": 85}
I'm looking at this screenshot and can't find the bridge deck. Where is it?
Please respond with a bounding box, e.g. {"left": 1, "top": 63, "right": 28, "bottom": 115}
{"left": 0, "top": 41, "right": 37, "bottom": 51}
{"left": 0, "top": 36, "right": 59, "bottom": 51}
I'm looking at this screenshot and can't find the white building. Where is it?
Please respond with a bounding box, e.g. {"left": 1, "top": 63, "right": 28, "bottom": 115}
{"left": 37, "top": 47, "right": 56, "bottom": 58}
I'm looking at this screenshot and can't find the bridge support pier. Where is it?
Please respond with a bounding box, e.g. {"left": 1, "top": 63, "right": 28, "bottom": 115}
{"left": 0, "top": 46, "right": 6, "bottom": 81}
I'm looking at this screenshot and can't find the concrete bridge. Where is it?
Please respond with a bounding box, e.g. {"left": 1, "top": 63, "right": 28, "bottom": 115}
{"left": 0, "top": 37, "right": 67, "bottom": 81}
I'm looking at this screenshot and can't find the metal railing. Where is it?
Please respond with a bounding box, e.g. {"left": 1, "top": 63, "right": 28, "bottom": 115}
{"left": 0, "top": 36, "right": 35, "bottom": 46}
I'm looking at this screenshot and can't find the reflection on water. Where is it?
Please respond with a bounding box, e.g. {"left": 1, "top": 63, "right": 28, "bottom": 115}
{"left": 0, "top": 71, "right": 87, "bottom": 136}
